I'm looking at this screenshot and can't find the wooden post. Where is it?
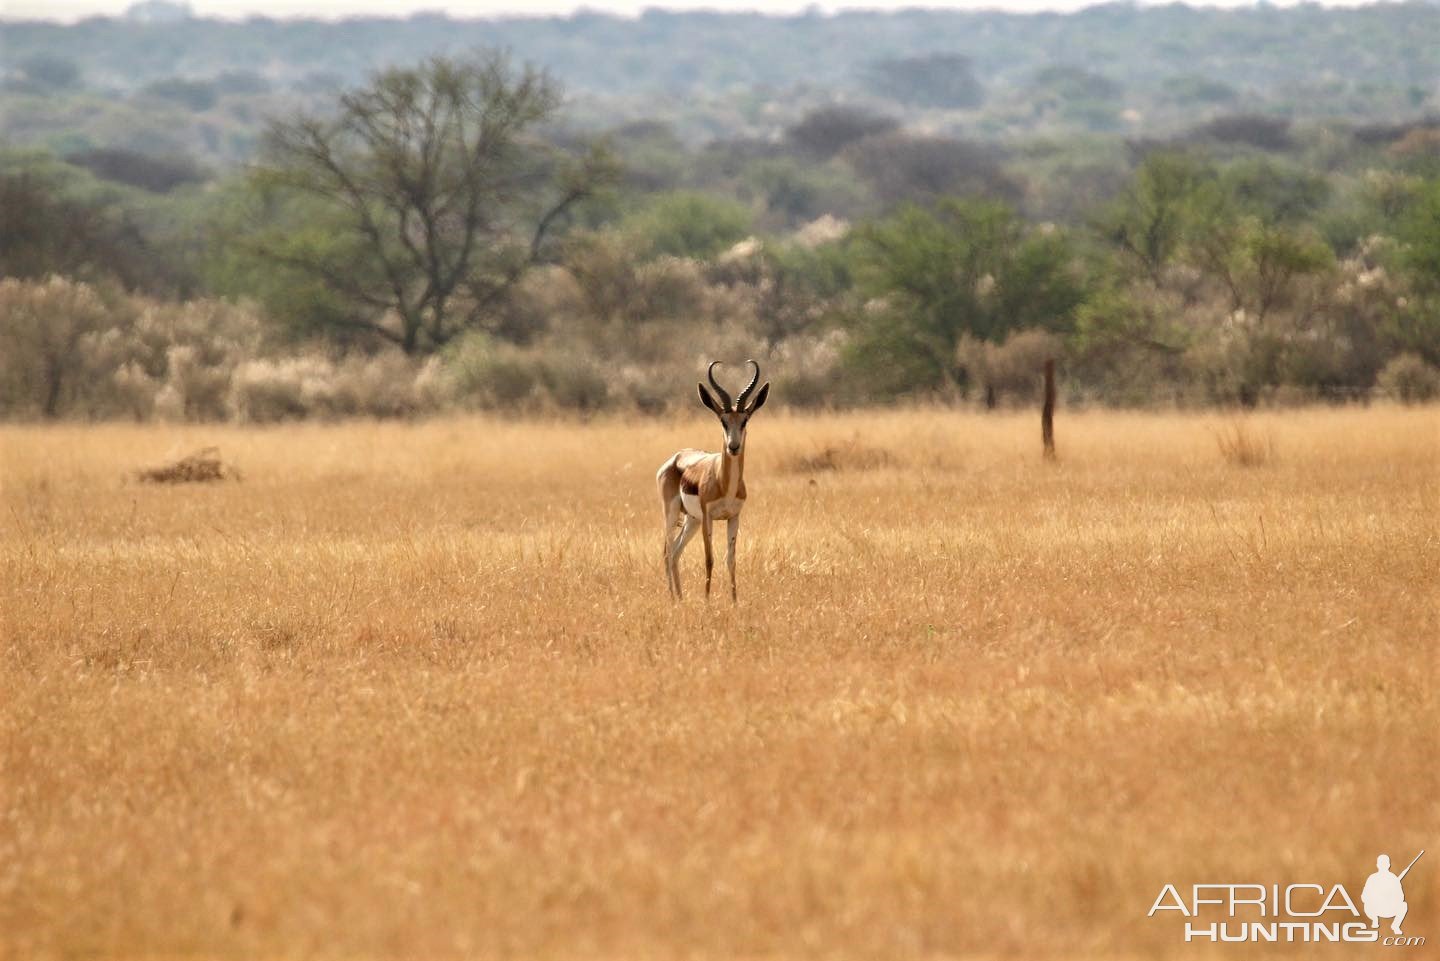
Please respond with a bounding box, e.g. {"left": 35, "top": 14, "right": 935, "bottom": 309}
{"left": 1042, "top": 358, "right": 1056, "bottom": 461}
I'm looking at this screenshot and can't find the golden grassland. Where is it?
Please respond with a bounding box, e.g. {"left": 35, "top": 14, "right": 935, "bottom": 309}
{"left": 2, "top": 405, "right": 1437, "bottom": 960}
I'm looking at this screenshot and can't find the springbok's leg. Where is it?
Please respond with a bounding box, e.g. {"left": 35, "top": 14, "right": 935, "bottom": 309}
{"left": 726, "top": 515, "right": 740, "bottom": 602}
{"left": 662, "top": 496, "right": 683, "bottom": 597}
{"left": 669, "top": 516, "right": 698, "bottom": 600}
{"left": 701, "top": 512, "right": 715, "bottom": 598}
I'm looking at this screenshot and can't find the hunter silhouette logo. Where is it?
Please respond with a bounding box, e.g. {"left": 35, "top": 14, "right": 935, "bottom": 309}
{"left": 1364, "top": 851, "right": 1423, "bottom": 935}
{"left": 1148, "top": 849, "right": 1426, "bottom": 945}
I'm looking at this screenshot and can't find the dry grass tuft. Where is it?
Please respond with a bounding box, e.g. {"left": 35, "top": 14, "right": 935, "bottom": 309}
{"left": 1213, "top": 418, "right": 1276, "bottom": 467}
{"left": 135, "top": 446, "right": 239, "bottom": 484}
{"left": 782, "top": 435, "right": 897, "bottom": 473}
{"left": 2, "top": 406, "right": 1436, "bottom": 960}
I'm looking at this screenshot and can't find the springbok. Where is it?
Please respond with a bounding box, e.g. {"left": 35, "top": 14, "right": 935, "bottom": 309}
{"left": 656, "top": 360, "right": 770, "bottom": 600}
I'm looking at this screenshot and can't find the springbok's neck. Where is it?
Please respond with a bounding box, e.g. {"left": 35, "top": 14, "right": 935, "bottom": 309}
{"left": 720, "top": 447, "right": 744, "bottom": 495}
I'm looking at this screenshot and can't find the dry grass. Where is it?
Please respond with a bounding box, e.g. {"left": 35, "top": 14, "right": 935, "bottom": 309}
{"left": 781, "top": 435, "right": 897, "bottom": 474}
{"left": 1213, "top": 418, "right": 1277, "bottom": 468}
{"left": 2, "top": 406, "right": 1437, "bottom": 960}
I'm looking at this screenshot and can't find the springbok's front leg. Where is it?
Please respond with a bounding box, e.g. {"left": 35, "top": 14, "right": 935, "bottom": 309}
{"left": 701, "top": 513, "right": 715, "bottom": 598}
{"left": 726, "top": 515, "right": 740, "bottom": 602}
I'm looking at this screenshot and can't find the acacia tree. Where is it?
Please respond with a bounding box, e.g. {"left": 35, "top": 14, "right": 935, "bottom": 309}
{"left": 1096, "top": 151, "right": 1218, "bottom": 284}
{"left": 845, "top": 199, "right": 1086, "bottom": 397}
{"left": 254, "top": 53, "right": 614, "bottom": 354}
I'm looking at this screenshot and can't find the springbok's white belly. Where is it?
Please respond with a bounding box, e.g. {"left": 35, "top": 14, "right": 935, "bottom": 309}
{"left": 681, "top": 493, "right": 744, "bottom": 521}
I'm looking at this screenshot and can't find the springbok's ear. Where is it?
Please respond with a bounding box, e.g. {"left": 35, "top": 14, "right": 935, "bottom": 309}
{"left": 698, "top": 383, "right": 723, "bottom": 414}
{"left": 748, "top": 382, "right": 770, "bottom": 413}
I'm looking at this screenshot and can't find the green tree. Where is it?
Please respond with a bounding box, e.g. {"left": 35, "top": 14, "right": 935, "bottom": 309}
{"left": 1188, "top": 217, "right": 1333, "bottom": 321}
{"left": 1097, "top": 151, "right": 1218, "bottom": 283}
{"left": 845, "top": 199, "right": 1086, "bottom": 396}
{"left": 201, "top": 182, "right": 363, "bottom": 343}
{"left": 252, "top": 53, "right": 615, "bottom": 354}
{"left": 1395, "top": 178, "right": 1440, "bottom": 292}
{"left": 1388, "top": 178, "right": 1440, "bottom": 364}
{"left": 1221, "top": 158, "right": 1330, "bottom": 224}
{"left": 0, "top": 153, "right": 188, "bottom": 294}
{"left": 625, "top": 192, "right": 753, "bottom": 260}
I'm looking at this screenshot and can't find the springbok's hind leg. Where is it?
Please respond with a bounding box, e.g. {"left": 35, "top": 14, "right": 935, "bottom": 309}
{"left": 669, "top": 516, "right": 699, "bottom": 600}
{"left": 662, "top": 496, "right": 683, "bottom": 597}
{"left": 726, "top": 515, "right": 740, "bottom": 602}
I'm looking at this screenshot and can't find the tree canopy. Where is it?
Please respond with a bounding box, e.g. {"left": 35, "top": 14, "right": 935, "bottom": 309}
{"left": 847, "top": 199, "right": 1086, "bottom": 396}
{"left": 252, "top": 53, "right": 614, "bottom": 354}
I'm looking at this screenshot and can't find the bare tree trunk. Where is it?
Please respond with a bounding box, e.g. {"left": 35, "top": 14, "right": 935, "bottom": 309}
{"left": 43, "top": 355, "right": 65, "bottom": 419}
{"left": 1042, "top": 358, "right": 1056, "bottom": 461}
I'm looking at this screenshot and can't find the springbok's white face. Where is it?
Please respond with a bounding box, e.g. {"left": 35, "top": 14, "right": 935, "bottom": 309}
{"left": 698, "top": 361, "right": 770, "bottom": 456}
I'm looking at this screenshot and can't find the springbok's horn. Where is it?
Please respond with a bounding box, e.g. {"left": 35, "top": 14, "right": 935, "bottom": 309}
{"left": 736, "top": 359, "right": 761, "bottom": 410}
{"left": 706, "top": 361, "right": 734, "bottom": 411}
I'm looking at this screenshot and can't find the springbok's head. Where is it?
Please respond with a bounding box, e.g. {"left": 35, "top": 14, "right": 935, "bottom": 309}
{"left": 698, "top": 360, "right": 770, "bottom": 456}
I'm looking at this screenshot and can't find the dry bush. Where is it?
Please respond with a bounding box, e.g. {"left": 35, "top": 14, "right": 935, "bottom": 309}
{"left": 129, "top": 299, "right": 266, "bottom": 420}
{"left": 229, "top": 354, "right": 444, "bottom": 422}
{"left": 764, "top": 329, "right": 848, "bottom": 408}
{"left": 0, "top": 276, "right": 273, "bottom": 420}
{"left": 228, "top": 356, "right": 322, "bottom": 422}
{"left": 0, "top": 274, "right": 119, "bottom": 418}
{"left": 1377, "top": 352, "right": 1440, "bottom": 403}
{"left": 135, "top": 446, "right": 238, "bottom": 484}
{"left": 533, "top": 349, "right": 612, "bottom": 412}
{"left": 445, "top": 337, "right": 612, "bottom": 413}
{"left": 956, "top": 328, "right": 1064, "bottom": 406}
{"left": 782, "top": 435, "right": 897, "bottom": 473}
{"left": 443, "top": 334, "right": 542, "bottom": 409}
{"left": 1213, "top": 418, "right": 1277, "bottom": 467}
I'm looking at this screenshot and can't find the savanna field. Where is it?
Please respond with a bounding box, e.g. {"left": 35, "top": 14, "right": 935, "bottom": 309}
{"left": 2, "top": 406, "right": 1436, "bottom": 959}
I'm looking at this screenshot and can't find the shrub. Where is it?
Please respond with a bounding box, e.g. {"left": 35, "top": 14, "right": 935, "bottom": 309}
{"left": 229, "top": 353, "right": 442, "bottom": 421}
{"left": 129, "top": 298, "right": 266, "bottom": 420}
{"left": 228, "top": 357, "right": 325, "bottom": 422}
{"left": 767, "top": 330, "right": 847, "bottom": 408}
{"left": 535, "top": 351, "right": 611, "bottom": 412}
{"left": 443, "top": 334, "right": 541, "bottom": 409}
{"left": 1377, "top": 353, "right": 1440, "bottom": 403}
{"left": 955, "top": 329, "right": 1064, "bottom": 407}
{"left": 625, "top": 193, "right": 754, "bottom": 261}
{"left": 0, "top": 275, "right": 119, "bottom": 418}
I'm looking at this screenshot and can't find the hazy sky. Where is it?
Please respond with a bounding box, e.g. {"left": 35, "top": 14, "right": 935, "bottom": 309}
{"left": 2, "top": 0, "right": 1329, "bottom": 24}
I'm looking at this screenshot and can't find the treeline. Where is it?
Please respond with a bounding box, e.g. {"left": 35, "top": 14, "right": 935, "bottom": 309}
{"left": 5, "top": 3, "right": 1438, "bottom": 166}
{"left": 2, "top": 49, "right": 1439, "bottom": 421}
